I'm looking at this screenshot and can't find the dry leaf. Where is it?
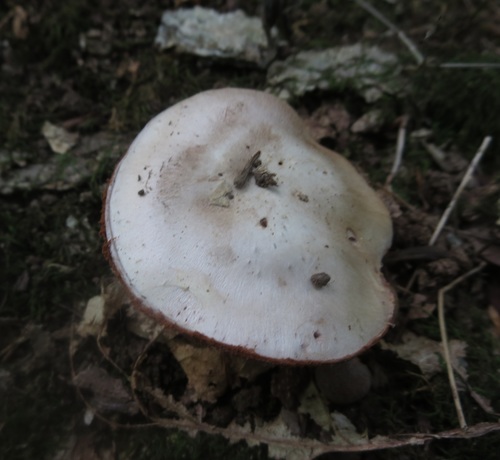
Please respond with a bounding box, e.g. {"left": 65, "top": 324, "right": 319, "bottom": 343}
{"left": 125, "top": 305, "right": 168, "bottom": 341}
{"left": 381, "top": 331, "right": 467, "bottom": 378}
{"left": 297, "top": 382, "right": 331, "bottom": 432}
{"left": 167, "top": 339, "right": 229, "bottom": 403}
{"left": 73, "top": 366, "right": 138, "bottom": 415}
{"left": 77, "top": 296, "right": 107, "bottom": 337}
{"left": 77, "top": 284, "right": 129, "bottom": 338}
{"left": 41, "top": 121, "right": 79, "bottom": 154}
{"left": 304, "top": 103, "right": 351, "bottom": 141}
{"left": 407, "top": 293, "right": 436, "bottom": 319}
{"left": 139, "top": 373, "right": 500, "bottom": 454}
{"left": 253, "top": 414, "right": 323, "bottom": 460}
{"left": 351, "top": 109, "right": 384, "bottom": 133}
{"left": 331, "top": 411, "right": 368, "bottom": 444}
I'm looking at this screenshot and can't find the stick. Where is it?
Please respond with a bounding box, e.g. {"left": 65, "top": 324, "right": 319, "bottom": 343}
{"left": 353, "top": 0, "right": 424, "bottom": 65}
{"left": 234, "top": 151, "right": 261, "bottom": 189}
{"left": 437, "top": 263, "right": 487, "bottom": 430}
{"left": 429, "top": 136, "right": 492, "bottom": 246}
{"left": 385, "top": 115, "right": 409, "bottom": 187}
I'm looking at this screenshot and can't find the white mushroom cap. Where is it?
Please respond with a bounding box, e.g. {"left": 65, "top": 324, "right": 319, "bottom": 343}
{"left": 103, "top": 88, "right": 395, "bottom": 364}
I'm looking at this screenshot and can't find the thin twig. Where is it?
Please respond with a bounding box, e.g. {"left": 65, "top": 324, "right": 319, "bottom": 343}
{"left": 385, "top": 115, "right": 409, "bottom": 188}
{"left": 130, "top": 329, "right": 167, "bottom": 420}
{"left": 437, "top": 262, "right": 487, "bottom": 430}
{"left": 352, "top": 0, "right": 424, "bottom": 65}
{"left": 234, "top": 151, "right": 261, "bottom": 189}
{"left": 97, "top": 328, "right": 130, "bottom": 378}
{"left": 429, "top": 136, "right": 492, "bottom": 246}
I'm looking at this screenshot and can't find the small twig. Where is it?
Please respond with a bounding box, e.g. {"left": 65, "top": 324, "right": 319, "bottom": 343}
{"left": 429, "top": 136, "right": 492, "bottom": 246}
{"left": 130, "top": 330, "right": 165, "bottom": 419}
{"left": 437, "top": 262, "right": 487, "bottom": 430}
{"left": 234, "top": 151, "right": 261, "bottom": 189}
{"left": 97, "top": 328, "right": 130, "bottom": 378}
{"left": 385, "top": 115, "right": 409, "bottom": 188}
{"left": 352, "top": 0, "right": 424, "bottom": 65}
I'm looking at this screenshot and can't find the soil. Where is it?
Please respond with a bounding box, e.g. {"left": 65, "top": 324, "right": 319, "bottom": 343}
{"left": 1, "top": 1, "right": 500, "bottom": 459}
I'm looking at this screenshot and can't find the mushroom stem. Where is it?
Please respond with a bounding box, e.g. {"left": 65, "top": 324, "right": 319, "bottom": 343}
{"left": 314, "top": 358, "right": 372, "bottom": 405}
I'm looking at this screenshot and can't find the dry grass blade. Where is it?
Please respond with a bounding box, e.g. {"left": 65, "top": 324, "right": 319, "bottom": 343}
{"left": 437, "top": 262, "right": 487, "bottom": 429}
{"left": 429, "top": 136, "right": 492, "bottom": 246}
{"left": 385, "top": 115, "right": 409, "bottom": 188}
{"left": 352, "top": 0, "right": 424, "bottom": 65}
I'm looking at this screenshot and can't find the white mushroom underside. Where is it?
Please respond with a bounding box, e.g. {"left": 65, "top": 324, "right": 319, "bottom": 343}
{"left": 105, "top": 89, "right": 395, "bottom": 363}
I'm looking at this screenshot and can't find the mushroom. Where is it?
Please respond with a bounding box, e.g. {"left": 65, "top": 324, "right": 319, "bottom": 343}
{"left": 102, "top": 88, "right": 395, "bottom": 365}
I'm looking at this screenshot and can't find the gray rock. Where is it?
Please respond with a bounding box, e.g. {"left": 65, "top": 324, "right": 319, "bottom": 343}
{"left": 155, "top": 7, "right": 271, "bottom": 65}
{"left": 267, "top": 44, "right": 403, "bottom": 102}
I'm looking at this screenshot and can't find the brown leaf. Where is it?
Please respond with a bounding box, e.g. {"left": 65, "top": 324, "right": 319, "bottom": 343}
{"left": 381, "top": 332, "right": 468, "bottom": 378}
{"left": 167, "top": 338, "right": 229, "bottom": 403}
{"left": 407, "top": 293, "right": 436, "bottom": 320}
{"left": 73, "top": 366, "right": 139, "bottom": 415}
{"left": 303, "top": 103, "right": 351, "bottom": 142}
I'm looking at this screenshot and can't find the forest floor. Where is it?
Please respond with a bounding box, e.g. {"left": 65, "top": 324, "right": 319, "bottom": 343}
{"left": 1, "top": 1, "right": 500, "bottom": 459}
